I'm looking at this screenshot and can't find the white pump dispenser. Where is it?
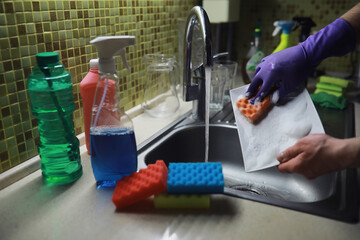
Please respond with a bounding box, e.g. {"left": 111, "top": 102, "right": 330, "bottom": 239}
{"left": 89, "top": 36, "right": 137, "bottom": 189}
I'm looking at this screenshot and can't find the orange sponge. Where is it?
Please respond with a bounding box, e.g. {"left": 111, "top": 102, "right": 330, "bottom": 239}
{"left": 112, "top": 160, "right": 168, "bottom": 209}
{"left": 236, "top": 95, "right": 270, "bottom": 123}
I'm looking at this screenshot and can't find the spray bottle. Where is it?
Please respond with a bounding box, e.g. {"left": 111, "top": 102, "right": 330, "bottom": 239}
{"left": 80, "top": 59, "right": 100, "bottom": 155}
{"left": 272, "top": 21, "right": 295, "bottom": 53}
{"left": 90, "top": 36, "right": 136, "bottom": 188}
{"left": 245, "top": 25, "right": 265, "bottom": 81}
{"left": 292, "top": 17, "right": 316, "bottom": 43}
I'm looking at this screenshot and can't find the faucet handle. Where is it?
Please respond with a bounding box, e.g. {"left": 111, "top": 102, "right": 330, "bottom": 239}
{"left": 213, "top": 52, "right": 229, "bottom": 60}
{"left": 193, "top": 52, "right": 229, "bottom": 77}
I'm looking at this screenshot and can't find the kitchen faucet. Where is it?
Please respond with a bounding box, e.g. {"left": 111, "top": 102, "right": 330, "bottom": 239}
{"left": 183, "top": 6, "right": 213, "bottom": 121}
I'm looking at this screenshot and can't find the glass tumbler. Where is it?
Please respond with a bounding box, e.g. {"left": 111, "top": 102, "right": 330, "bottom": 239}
{"left": 214, "top": 59, "right": 238, "bottom": 105}
{"left": 210, "top": 64, "right": 228, "bottom": 113}
{"left": 142, "top": 54, "right": 180, "bottom": 118}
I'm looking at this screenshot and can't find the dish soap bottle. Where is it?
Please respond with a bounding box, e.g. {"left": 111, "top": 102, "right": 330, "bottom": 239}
{"left": 80, "top": 59, "right": 100, "bottom": 155}
{"left": 27, "top": 52, "right": 82, "bottom": 185}
{"left": 245, "top": 26, "right": 265, "bottom": 81}
{"left": 90, "top": 36, "right": 137, "bottom": 188}
{"left": 272, "top": 21, "right": 295, "bottom": 53}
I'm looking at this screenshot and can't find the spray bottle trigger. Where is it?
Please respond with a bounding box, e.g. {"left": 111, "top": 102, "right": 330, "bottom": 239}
{"left": 272, "top": 21, "right": 281, "bottom": 36}
{"left": 118, "top": 49, "right": 130, "bottom": 71}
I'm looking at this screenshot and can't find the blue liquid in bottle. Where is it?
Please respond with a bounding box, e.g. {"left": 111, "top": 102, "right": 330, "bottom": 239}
{"left": 90, "top": 128, "right": 137, "bottom": 188}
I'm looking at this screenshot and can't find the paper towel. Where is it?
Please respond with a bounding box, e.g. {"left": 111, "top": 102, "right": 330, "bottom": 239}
{"left": 230, "top": 85, "right": 324, "bottom": 172}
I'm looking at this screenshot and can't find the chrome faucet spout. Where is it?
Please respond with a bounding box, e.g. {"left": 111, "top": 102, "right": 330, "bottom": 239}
{"left": 183, "top": 6, "right": 213, "bottom": 120}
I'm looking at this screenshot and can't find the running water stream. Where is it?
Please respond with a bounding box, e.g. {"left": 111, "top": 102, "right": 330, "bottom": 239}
{"left": 204, "top": 67, "right": 211, "bottom": 163}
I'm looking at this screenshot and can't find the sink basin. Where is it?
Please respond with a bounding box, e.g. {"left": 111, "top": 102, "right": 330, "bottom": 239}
{"left": 137, "top": 103, "right": 358, "bottom": 223}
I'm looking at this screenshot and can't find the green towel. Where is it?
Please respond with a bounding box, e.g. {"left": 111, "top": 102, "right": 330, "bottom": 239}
{"left": 311, "top": 92, "right": 347, "bottom": 110}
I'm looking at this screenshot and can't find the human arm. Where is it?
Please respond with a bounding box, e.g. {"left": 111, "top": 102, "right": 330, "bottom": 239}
{"left": 277, "top": 134, "right": 360, "bottom": 179}
{"left": 341, "top": 3, "right": 360, "bottom": 43}
{"left": 246, "top": 3, "right": 359, "bottom": 103}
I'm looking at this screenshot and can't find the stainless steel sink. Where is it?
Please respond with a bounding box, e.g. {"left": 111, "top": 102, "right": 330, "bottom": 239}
{"left": 137, "top": 103, "right": 359, "bottom": 223}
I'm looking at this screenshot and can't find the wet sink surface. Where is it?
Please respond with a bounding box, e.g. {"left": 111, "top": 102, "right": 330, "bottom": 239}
{"left": 137, "top": 103, "right": 358, "bottom": 223}
{"left": 143, "top": 124, "right": 336, "bottom": 203}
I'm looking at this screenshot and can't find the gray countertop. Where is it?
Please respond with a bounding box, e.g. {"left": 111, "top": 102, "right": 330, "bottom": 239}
{"left": 0, "top": 100, "right": 359, "bottom": 240}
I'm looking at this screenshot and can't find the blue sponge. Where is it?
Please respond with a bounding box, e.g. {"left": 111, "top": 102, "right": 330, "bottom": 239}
{"left": 167, "top": 162, "right": 224, "bottom": 194}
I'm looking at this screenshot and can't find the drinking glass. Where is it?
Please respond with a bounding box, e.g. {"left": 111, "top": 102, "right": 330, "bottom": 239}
{"left": 142, "top": 54, "right": 180, "bottom": 118}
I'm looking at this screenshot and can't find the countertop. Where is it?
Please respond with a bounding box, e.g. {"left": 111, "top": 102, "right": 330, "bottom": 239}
{"left": 1, "top": 100, "right": 360, "bottom": 240}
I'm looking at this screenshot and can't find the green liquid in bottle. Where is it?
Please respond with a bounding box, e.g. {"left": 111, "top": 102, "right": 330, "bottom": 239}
{"left": 27, "top": 52, "right": 82, "bottom": 185}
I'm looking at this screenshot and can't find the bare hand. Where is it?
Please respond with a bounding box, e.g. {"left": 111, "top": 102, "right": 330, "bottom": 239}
{"left": 277, "top": 134, "right": 360, "bottom": 179}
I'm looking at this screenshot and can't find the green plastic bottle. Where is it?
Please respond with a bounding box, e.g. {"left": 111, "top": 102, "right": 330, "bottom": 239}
{"left": 27, "top": 52, "right": 82, "bottom": 185}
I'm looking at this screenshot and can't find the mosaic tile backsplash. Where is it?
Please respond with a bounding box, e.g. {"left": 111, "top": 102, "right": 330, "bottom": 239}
{"left": 0, "top": 0, "right": 196, "bottom": 173}
{"left": 1, "top": 0, "right": 359, "bottom": 173}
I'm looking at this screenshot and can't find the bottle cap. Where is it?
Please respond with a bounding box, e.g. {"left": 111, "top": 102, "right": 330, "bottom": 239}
{"left": 254, "top": 28, "right": 261, "bottom": 38}
{"left": 89, "top": 59, "right": 99, "bottom": 69}
{"left": 36, "top": 52, "right": 59, "bottom": 66}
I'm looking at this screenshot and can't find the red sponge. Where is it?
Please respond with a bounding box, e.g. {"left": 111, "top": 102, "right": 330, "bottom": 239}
{"left": 112, "top": 160, "right": 168, "bottom": 209}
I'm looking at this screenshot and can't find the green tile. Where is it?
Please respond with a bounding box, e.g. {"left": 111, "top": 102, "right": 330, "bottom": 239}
{"left": 42, "top": 12, "right": 50, "bottom": 21}
{"left": 19, "top": 35, "right": 27, "bottom": 45}
{"left": 48, "top": 1, "right": 56, "bottom": 10}
{"left": 63, "top": 1, "right": 70, "bottom": 9}
{"left": 5, "top": 126, "right": 15, "bottom": 138}
{"left": 7, "top": 26, "right": 17, "bottom": 37}
{"left": 15, "top": 12, "right": 25, "bottom": 24}
{"left": 0, "top": 85, "right": 6, "bottom": 97}
{"left": 0, "top": 96, "right": 9, "bottom": 107}
{"left": 43, "top": 22, "right": 50, "bottom": 31}
{"left": 20, "top": 46, "right": 29, "bottom": 57}
{"left": 25, "top": 12, "right": 34, "bottom": 23}
{"left": 0, "top": 140, "right": 6, "bottom": 151}
{"left": 14, "top": 70, "right": 23, "bottom": 80}
{"left": 5, "top": 71, "right": 15, "bottom": 83}
{"left": 8, "top": 146, "right": 18, "bottom": 158}
{"left": 0, "top": 26, "right": 8, "bottom": 38}
{"left": 33, "top": 12, "right": 42, "bottom": 22}
{"left": 51, "top": 21, "right": 58, "bottom": 31}
{"left": 23, "top": 1, "right": 31, "bottom": 11}
{"left": 6, "top": 13, "right": 16, "bottom": 25}
{"left": 14, "top": 2, "right": 24, "bottom": 12}
{"left": 10, "top": 47, "right": 20, "bottom": 58}
{"left": 40, "top": 1, "right": 48, "bottom": 11}
{"left": 17, "top": 91, "right": 27, "bottom": 102}
{"left": 0, "top": 14, "right": 5, "bottom": 26}
{"left": 43, "top": 32, "right": 52, "bottom": 42}
{"left": 26, "top": 23, "right": 35, "bottom": 34}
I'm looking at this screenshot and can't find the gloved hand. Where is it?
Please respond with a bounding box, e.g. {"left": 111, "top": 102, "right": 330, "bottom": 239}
{"left": 246, "top": 18, "right": 356, "bottom": 103}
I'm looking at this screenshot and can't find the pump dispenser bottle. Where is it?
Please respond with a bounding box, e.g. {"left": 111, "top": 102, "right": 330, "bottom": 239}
{"left": 90, "top": 36, "right": 137, "bottom": 188}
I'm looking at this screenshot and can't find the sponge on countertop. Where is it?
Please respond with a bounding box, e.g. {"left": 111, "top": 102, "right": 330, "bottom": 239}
{"left": 167, "top": 162, "right": 224, "bottom": 194}
{"left": 318, "top": 76, "right": 350, "bottom": 88}
{"left": 314, "top": 88, "right": 342, "bottom": 97}
{"left": 316, "top": 82, "right": 343, "bottom": 93}
{"left": 154, "top": 193, "right": 210, "bottom": 209}
{"left": 112, "top": 160, "right": 168, "bottom": 209}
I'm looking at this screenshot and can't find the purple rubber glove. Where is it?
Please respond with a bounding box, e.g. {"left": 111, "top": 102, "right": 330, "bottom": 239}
{"left": 246, "top": 18, "right": 356, "bottom": 104}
